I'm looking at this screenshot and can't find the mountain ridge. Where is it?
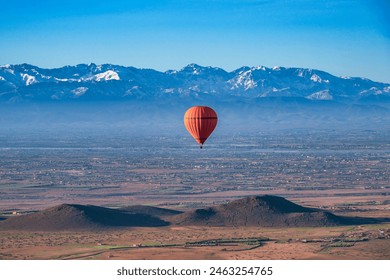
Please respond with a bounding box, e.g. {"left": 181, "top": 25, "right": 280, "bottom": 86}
{"left": 1, "top": 63, "right": 389, "bottom": 103}
{"left": 2, "top": 63, "right": 389, "bottom": 131}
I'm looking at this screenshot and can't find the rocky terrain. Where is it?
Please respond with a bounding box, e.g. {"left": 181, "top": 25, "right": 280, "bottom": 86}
{"left": 1, "top": 195, "right": 387, "bottom": 231}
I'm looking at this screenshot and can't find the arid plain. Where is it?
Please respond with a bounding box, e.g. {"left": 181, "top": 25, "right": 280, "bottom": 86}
{"left": 0, "top": 130, "right": 389, "bottom": 259}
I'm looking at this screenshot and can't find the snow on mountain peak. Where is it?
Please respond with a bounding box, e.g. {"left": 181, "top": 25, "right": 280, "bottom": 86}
{"left": 179, "top": 63, "right": 225, "bottom": 75}
{"left": 307, "top": 90, "right": 333, "bottom": 100}
{"left": 1, "top": 63, "right": 389, "bottom": 103}
{"left": 165, "top": 70, "right": 178, "bottom": 75}
{"left": 182, "top": 63, "right": 203, "bottom": 75}
{"left": 54, "top": 77, "right": 71, "bottom": 82}
{"left": 298, "top": 70, "right": 304, "bottom": 77}
{"left": 21, "top": 73, "right": 37, "bottom": 86}
{"left": 229, "top": 69, "right": 257, "bottom": 90}
{"left": 71, "top": 87, "right": 88, "bottom": 96}
{"left": 254, "top": 66, "right": 267, "bottom": 71}
{"left": 272, "top": 87, "right": 290, "bottom": 92}
{"left": 91, "top": 70, "right": 120, "bottom": 81}
{"left": 310, "top": 74, "right": 322, "bottom": 83}
{"left": 360, "top": 87, "right": 383, "bottom": 96}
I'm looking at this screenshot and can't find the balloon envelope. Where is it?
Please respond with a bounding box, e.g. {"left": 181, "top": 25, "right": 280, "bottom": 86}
{"left": 184, "top": 106, "right": 218, "bottom": 147}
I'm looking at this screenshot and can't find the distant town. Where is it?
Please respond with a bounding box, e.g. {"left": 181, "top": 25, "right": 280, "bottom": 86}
{"left": 0, "top": 129, "right": 389, "bottom": 214}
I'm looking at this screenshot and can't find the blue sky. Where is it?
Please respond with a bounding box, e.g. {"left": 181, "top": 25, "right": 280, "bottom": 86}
{"left": 0, "top": 0, "right": 389, "bottom": 82}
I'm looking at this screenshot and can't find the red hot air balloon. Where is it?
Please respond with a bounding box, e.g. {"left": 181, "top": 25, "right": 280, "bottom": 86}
{"left": 184, "top": 106, "right": 218, "bottom": 148}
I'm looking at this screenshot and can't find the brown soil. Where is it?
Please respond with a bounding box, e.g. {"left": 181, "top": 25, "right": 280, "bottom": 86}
{"left": 1, "top": 195, "right": 389, "bottom": 260}
{"left": 0, "top": 225, "right": 389, "bottom": 260}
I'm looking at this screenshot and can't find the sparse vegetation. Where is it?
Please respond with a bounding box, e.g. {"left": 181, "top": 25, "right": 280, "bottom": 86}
{"left": 0, "top": 130, "right": 389, "bottom": 260}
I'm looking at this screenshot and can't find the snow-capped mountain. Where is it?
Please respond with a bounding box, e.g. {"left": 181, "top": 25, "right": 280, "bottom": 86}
{"left": 1, "top": 63, "right": 390, "bottom": 131}
{"left": 1, "top": 63, "right": 389, "bottom": 103}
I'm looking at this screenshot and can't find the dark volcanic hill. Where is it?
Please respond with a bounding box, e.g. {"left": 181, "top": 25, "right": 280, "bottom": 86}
{"left": 0, "top": 204, "right": 168, "bottom": 231}
{"left": 0, "top": 196, "right": 386, "bottom": 231}
{"left": 170, "top": 195, "right": 375, "bottom": 227}
{"left": 119, "top": 205, "right": 183, "bottom": 217}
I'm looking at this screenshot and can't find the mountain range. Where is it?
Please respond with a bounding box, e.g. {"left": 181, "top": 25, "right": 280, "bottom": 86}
{"left": 1, "top": 63, "right": 389, "bottom": 131}
{"left": 1, "top": 63, "right": 389, "bottom": 103}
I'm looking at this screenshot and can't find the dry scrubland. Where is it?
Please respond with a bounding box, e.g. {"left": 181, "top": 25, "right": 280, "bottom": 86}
{"left": 1, "top": 224, "right": 389, "bottom": 260}
{"left": 0, "top": 196, "right": 389, "bottom": 260}
{"left": 0, "top": 130, "right": 389, "bottom": 259}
